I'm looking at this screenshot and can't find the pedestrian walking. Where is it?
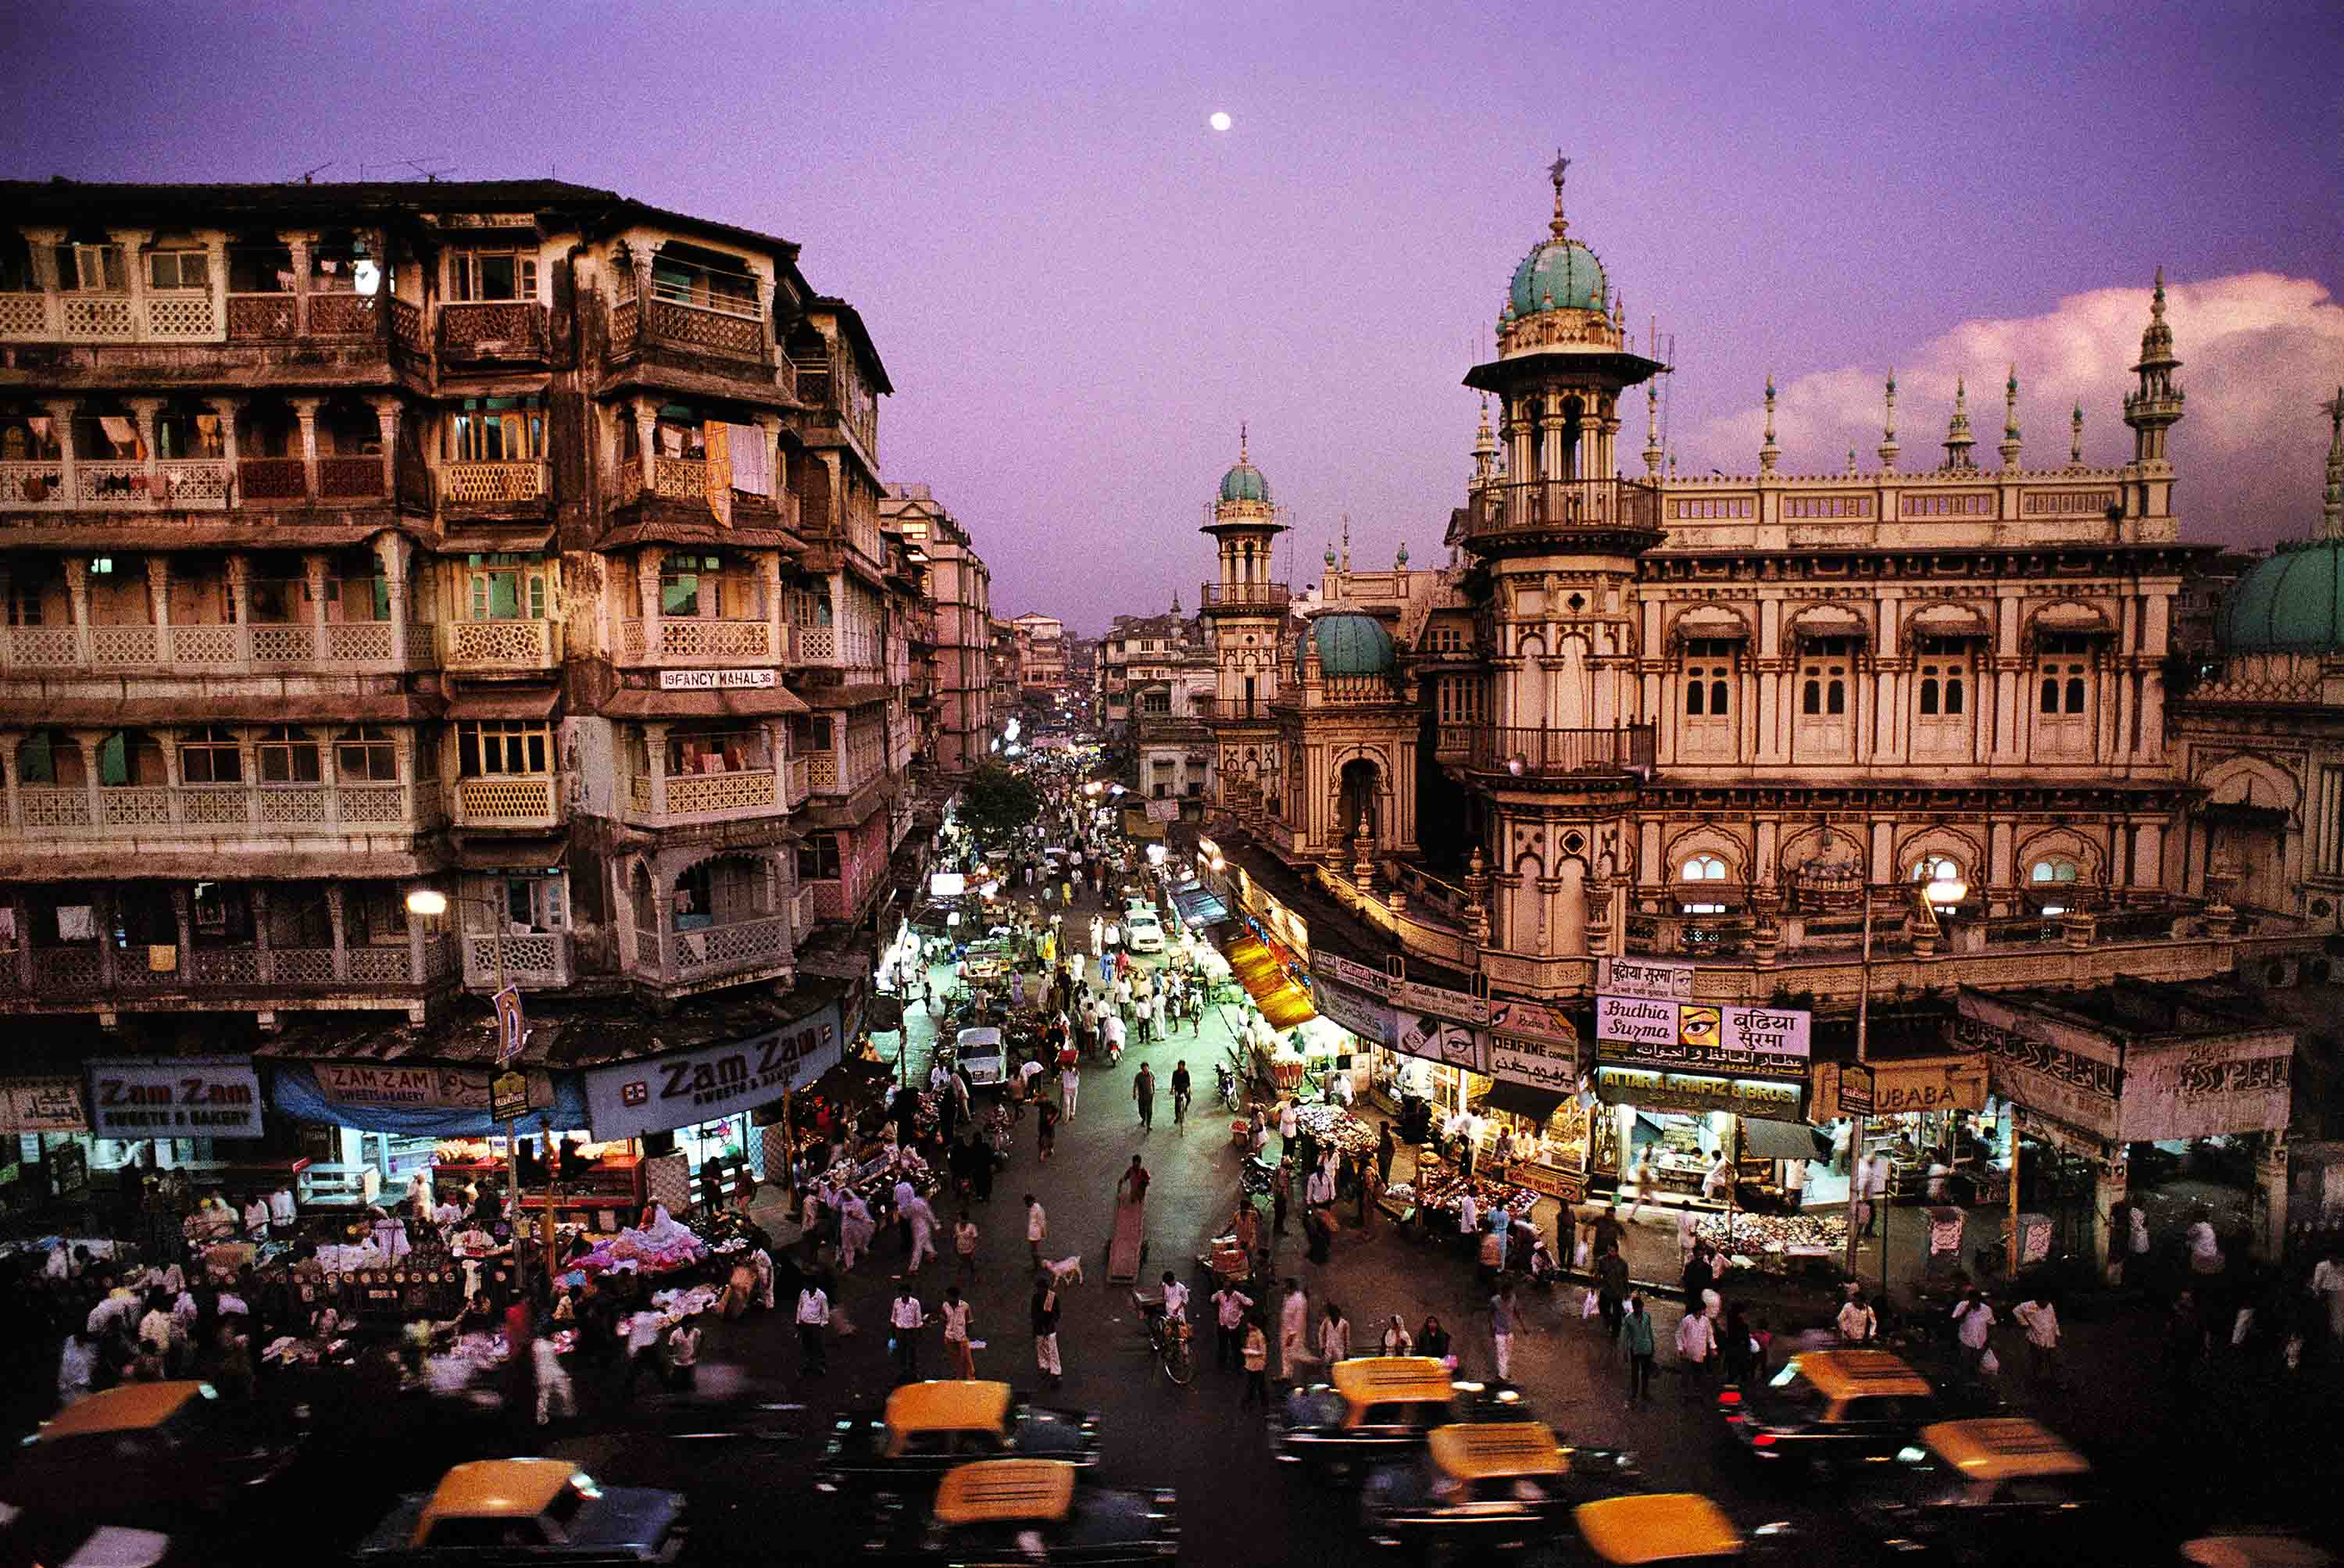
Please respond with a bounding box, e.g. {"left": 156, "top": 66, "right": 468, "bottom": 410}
{"left": 1624, "top": 1295, "right": 1656, "bottom": 1403}
{"left": 1278, "top": 1279, "right": 1310, "bottom": 1387}
{"left": 1240, "top": 1313, "right": 1270, "bottom": 1408}
{"left": 2012, "top": 1290, "right": 2064, "bottom": 1390}
{"left": 1060, "top": 1063, "right": 1081, "bottom": 1122}
{"left": 1037, "top": 1097, "right": 1060, "bottom": 1161}
{"left": 1213, "top": 1282, "right": 1253, "bottom": 1371}
{"left": 1318, "top": 1302, "right": 1351, "bottom": 1365}
{"left": 890, "top": 1288, "right": 925, "bottom": 1382}
{"left": 1031, "top": 1274, "right": 1063, "bottom": 1384}
{"left": 1375, "top": 1122, "right": 1395, "bottom": 1187}
{"left": 1837, "top": 1289, "right": 1878, "bottom": 1345}
{"left": 1674, "top": 1301, "right": 1715, "bottom": 1391}
{"left": 940, "top": 1286, "right": 976, "bottom": 1379}
{"left": 1026, "top": 1195, "right": 1047, "bottom": 1269}
{"left": 623, "top": 1308, "right": 665, "bottom": 1400}
{"left": 1490, "top": 1284, "right": 1518, "bottom": 1383}
{"left": 1596, "top": 1246, "right": 1630, "bottom": 1340}
{"left": 1170, "top": 1060, "right": 1191, "bottom": 1127}
{"left": 902, "top": 1192, "right": 938, "bottom": 1274}
{"left": 795, "top": 1284, "right": 831, "bottom": 1378}
{"left": 1951, "top": 1288, "right": 1996, "bottom": 1380}
{"left": 954, "top": 1211, "right": 980, "bottom": 1285}
{"left": 1134, "top": 1063, "right": 1156, "bottom": 1131}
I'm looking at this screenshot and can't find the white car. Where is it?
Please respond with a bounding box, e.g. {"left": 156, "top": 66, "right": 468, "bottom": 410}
{"left": 952, "top": 1027, "right": 1007, "bottom": 1088}
{"left": 1124, "top": 911, "right": 1166, "bottom": 955}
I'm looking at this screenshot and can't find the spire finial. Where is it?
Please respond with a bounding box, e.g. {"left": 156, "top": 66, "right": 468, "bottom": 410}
{"left": 1238, "top": 420, "right": 1248, "bottom": 464}
{"left": 1943, "top": 376, "right": 1977, "bottom": 470}
{"left": 1999, "top": 363, "right": 2023, "bottom": 470}
{"left": 2070, "top": 399, "right": 2085, "bottom": 466}
{"left": 1759, "top": 374, "right": 1780, "bottom": 474}
{"left": 2152, "top": 266, "right": 2167, "bottom": 320}
{"left": 1642, "top": 384, "right": 1663, "bottom": 477}
{"left": 2322, "top": 386, "right": 2344, "bottom": 541}
{"left": 1340, "top": 513, "right": 1351, "bottom": 573}
{"left": 1847, "top": 448, "right": 1858, "bottom": 475}
{"left": 1546, "top": 150, "right": 1571, "bottom": 239}
{"left": 1878, "top": 368, "right": 1900, "bottom": 471}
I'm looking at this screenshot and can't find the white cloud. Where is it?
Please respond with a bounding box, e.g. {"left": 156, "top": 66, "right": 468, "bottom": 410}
{"left": 1681, "top": 273, "right": 2344, "bottom": 549}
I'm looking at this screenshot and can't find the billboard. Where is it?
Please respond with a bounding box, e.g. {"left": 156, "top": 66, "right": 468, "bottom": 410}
{"left": 583, "top": 1004, "right": 844, "bottom": 1139}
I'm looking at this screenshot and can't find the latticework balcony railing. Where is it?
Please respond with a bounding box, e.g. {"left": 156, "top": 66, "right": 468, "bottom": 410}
{"left": 2, "top": 620, "right": 407, "bottom": 674}
{"left": 9, "top": 781, "right": 416, "bottom": 835}
{"left": 1199, "top": 582, "right": 1292, "bottom": 608}
{"left": 453, "top": 775, "right": 560, "bottom": 829}
{"left": 440, "top": 618, "right": 557, "bottom": 670}
{"left": 1463, "top": 477, "right": 1662, "bottom": 541}
{"left": 437, "top": 300, "right": 548, "bottom": 360}
{"left": 440, "top": 459, "right": 546, "bottom": 507}
{"left": 1437, "top": 723, "right": 1656, "bottom": 778}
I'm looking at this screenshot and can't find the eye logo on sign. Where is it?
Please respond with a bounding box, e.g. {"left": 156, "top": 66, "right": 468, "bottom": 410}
{"left": 1678, "top": 1006, "right": 1721, "bottom": 1050}
{"left": 620, "top": 1080, "right": 650, "bottom": 1107}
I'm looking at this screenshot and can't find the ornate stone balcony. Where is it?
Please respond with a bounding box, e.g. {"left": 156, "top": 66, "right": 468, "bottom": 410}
{"left": 1438, "top": 723, "right": 1656, "bottom": 779}
{"left": 4, "top": 781, "right": 426, "bottom": 866}
{"left": 459, "top": 930, "right": 573, "bottom": 991}
{"left": 626, "top": 912, "right": 792, "bottom": 992}
{"left": 616, "top": 616, "right": 776, "bottom": 668}
{"left": 0, "top": 620, "right": 415, "bottom": 676}
{"left": 624, "top": 766, "right": 782, "bottom": 826}
{"left": 789, "top": 623, "right": 879, "bottom": 670}
{"left": 452, "top": 774, "right": 563, "bottom": 830}
{"left": 439, "top": 618, "right": 559, "bottom": 673}
{"left": 0, "top": 933, "right": 454, "bottom": 1016}
{"left": 1199, "top": 582, "right": 1292, "bottom": 609}
{"left": 1462, "top": 477, "right": 1662, "bottom": 546}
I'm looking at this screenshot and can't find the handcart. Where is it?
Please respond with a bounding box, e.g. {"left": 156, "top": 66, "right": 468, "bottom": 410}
{"left": 1106, "top": 1195, "right": 1148, "bottom": 1284}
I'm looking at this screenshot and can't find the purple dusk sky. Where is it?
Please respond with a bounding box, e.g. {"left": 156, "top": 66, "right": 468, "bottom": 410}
{"left": 6, "top": 2, "right": 2339, "bottom": 632}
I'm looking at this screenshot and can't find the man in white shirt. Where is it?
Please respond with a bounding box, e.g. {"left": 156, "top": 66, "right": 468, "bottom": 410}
{"left": 1212, "top": 1284, "right": 1253, "bottom": 1371}
{"left": 1951, "top": 1288, "right": 1996, "bottom": 1377}
{"left": 1059, "top": 1063, "right": 1081, "bottom": 1120}
{"left": 795, "top": 1286, "right": 831, "bottom": 1377}
{"left": 1102, "top": 1013, "right": 1126, "bottom": 1062}
{"left": 1278, "top": 1279, "right": 1310, "bottom": 1386}
{"left": 268, "top": 1186, "right": 296, "bottom": 1233}
{"left": 1306, "top": 1164, "right": 1335, "bottom": 1210}
{"left": 1025, "top": 1194, "right": 1048, "bottom": 1269}
{"left": 241, "top": 1195, "right": 270, "bottom": 1242}
{"left": 1702, "top": 1153, "right": 1735, "bottom": 1203}
{"left": 1783, "top": 1157, "right": 1808, "bottom": 1209}
{"left": 1458, "top": 1188, "right": 1478, "bottom": 1241}
{"left": 624, "top": 1310, "right": 666, "bottom": 1400}
{"left": 2011, "top": 1291, "right": 2062, "bottom": 1388}
{"left": 1158, "top": 1271, "right": 1189, "bottom": 1324}
{"left": 890, "top": 1288, "right": 927, "bottom": 1382}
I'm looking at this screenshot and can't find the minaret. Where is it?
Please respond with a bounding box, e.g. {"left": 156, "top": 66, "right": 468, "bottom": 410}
{"left": 1942, "top": 377, "right": 1976, "bottom": 470}
{"left": 1999, "top": 364, "right": 2023, "bottom": 470}
{"left": 1846, "top": 448, "right": 1858, "bottom": 476}
{"left": 1758, "top": 376, "right": 1780, "bottom": 474}
{"left": 2123, "top": 267, "right": 2185, "bottom": 464}
{"left": 2069, "top": 402, "right": 2085, "bottom": 468}
{"left": 1642, "top": 385, "right": 1663, "bottom": 477}
{"left": 1340, "top": 515, "right": 1351, "bottom": 572}
{"left": 2322, "top": 387, "right": 2344, "bottom": 541}
{"left": 1877, "top": 370, "right": 1900, "bottom": 471}
{"left": 1199, "top": 428, "right": 1288, "bottom": 811}
{"left": 1471, "top": 398, "right": 1501, "bottom": 491}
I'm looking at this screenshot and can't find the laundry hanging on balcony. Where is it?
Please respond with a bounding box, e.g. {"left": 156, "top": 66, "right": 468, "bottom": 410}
{"left": 702, "top": 422, "right": 732, "bottom": 527}
{"left": 725, "top": 423, "right": 770, "bottom": 495}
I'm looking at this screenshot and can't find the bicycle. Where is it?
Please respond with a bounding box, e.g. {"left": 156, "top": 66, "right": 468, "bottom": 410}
{"left": 1132, "top": 1289, "right": 1195, "bottom": 1386}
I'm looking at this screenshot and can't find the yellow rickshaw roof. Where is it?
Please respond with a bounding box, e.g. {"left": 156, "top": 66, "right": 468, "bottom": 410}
{"left": 416, "top": 1460, "right": 581, "bottom": 1540}
{"left": 37, "top": 1381, "right": 204, "bottom": 1439}
{"left": 1792, "top": 1349, "right": 1933, "bottom": 1401}
{"left": 1921, "top": 1419, "right": 2089, "bottom": 1480}
{"left": 1574, "top": 1495, "right": 1743, "bottom": 1563}
{"left": 2179, "top": 1538, "right": 2335, "bottom": 1568}
{"left": 1427, "top": 1423, "right": 1564, "bottom": 1480}
{"left": 886, "top": 1378, "right": 1013, "bottom": 1434}
{"left": 1329, "top": 1356, "right": 1454, "bottom": 1406}
{"left": 931, "top": 1460, "right": 1077, "bottom": 1526}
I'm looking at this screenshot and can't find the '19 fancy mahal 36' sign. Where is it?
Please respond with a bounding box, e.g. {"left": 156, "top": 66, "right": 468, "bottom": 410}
{"left": 584, "top": 1004, "right": 843, "bottom": 1139}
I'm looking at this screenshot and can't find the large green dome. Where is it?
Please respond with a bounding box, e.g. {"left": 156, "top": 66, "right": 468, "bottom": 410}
{"left": 1508, "top": 238, "right": 1607, "bottom": 316}
{"left": 1299, "top": 613, "right": 1395, "bottom": 677}
{"left": 2216, "top": 542, "right": 2344, "bottom": 653}
{"left": 1220, "top": 461, "right": 1270, "bottom": 503}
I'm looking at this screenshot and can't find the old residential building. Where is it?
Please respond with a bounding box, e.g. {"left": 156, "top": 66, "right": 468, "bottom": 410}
{"left": 880, "top": 481, "right": 1002, "bottom": 777}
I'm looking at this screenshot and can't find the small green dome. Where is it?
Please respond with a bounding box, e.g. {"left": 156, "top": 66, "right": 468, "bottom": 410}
{"left": 1299, "top": 613, "right": 1395, "bottom": 677}
{"left": 1220, "top": 461, "right": 1270, "bottom": 503}
{"left": 1509, "top": 238, "right": 1607, "bottom": 316}
{"left": 2216, "top": 542, "right": 2344, "bottom": 653}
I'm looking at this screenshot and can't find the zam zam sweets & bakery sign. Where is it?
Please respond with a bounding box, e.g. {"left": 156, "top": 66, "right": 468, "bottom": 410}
{"left": 87, "top": 1056, "right": 264, "bottom": 1138}
{"left": 584, "top": 1004, "right": 842, "bottom": 1140}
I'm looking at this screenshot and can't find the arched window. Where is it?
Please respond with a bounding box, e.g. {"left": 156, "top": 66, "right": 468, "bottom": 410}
{"left": 1681, "top": 855, "right": 1728, "bottom": 882}
{"left": 1918, "top": 677, "right": 1939, "bottom": 716}
{"left": 1944, "top": 675, "right": 1964, "bottom": 714}
{"left": 1826, "top": 678, "right": 1846, "bottom": 715}
{"left": 1711, "top": 678, "right": 1729, "bottom": 714}
{"left": 1910, "top": 855, "right": 1961, "bottom": 884}
{"left": 178, "top": 726, "right": 243, "bottom": 784}
{"left": 1685, "top": 680, "right": 1705, "bottom": 716}
{"left": 2029, "top": 859, "right": 2078, "bottom": 885}
{"left": 2064, "top": 677, "right": 2085, "bottom": 714}
{"left": 1803, "top": 679, "right": 1821, "bottom": 716}
{"left": 2040, "top": 677, "right": 2060, "bottom": 713}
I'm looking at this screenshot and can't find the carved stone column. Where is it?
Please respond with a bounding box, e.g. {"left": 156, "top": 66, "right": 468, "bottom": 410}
{"left": 145, "top": 555, "right": 171, "bottom": 634}
{"left": 281, "top": 232, "right": 317, "bottom": 336}
{"left": 61, "top": 558, "right": 91, "bottom": 666}
{"left": 323, "top": 883, "right": 348, "bottom": 982}
{"left": 369, "top": 395, "right": 401, "bottom": 498}
{"left": 225, "top": 555, "right": 252, "bottom": 658}
{"left": 42, "top": 398, "right": 78, "bottom": 508}
{"left": 636, "top": 550, "right": 663, "bottom": 647}
{"left": 374, "top": 533, "right": 410, "bottom": 666}
{"left": 406, "top": 884, "right": 430, "bottom": 986}
{"left": 67, "top": 728, "right": 107, "bottom": 838}
{"left": 108, "top": 229, "right": 152, "bottom": 340}
{"left": 302, "top": 553, "right": 331, "bottom": 630}
{"left": 287, "top": 396, "right": 323, "bottom": 503}
{"left": 125, "top": 396, "right": 163, "bottom": 500}
{"left": 251, "top": 885, "right": 274, "bottom": 984}
{"left": 204, "top": 396, "right": 241, "bottom": 469}
{"left": 644, "top": 723, "right": 670, "bottom": 816}
{"left": 632, "top": 398, "right": 659, "bottom": 493}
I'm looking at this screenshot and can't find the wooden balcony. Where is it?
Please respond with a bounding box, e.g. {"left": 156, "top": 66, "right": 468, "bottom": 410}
{"left": 627, "top": 912, "right": 792, "bottom": 993}
{"left": 0, "top": 933, "right": 454, "bottom": 1014}
{"left": 459, "top": 930, "right": 573, "bottom": 991}
{"left": 617, "top": 616, "right": 777, "bottom": 667}
{"left": 436, "top": 301, "right": 548, "bottom": 364}
{"left": 452, "top": 774, "right": 562, "bottom": 830}
{"left": 439, "top": 618, "right": 559, "bottom": 673}
{"left": 624, "top": 767, "right": 782, "bottom": 826}
{"left": 1462, "top": 477, "right": 1663, "bottom": 546}
{"left": 9, "top": 780, "right": 420, "bottom": 838}
{"left": 1438, "top": 723, "right": 1656, "bottom": 779}
{"left": 789, "top": 624, "right": 878, "bottom": 670}
{"left": 782, "top": 755, "right": 811, "bottom": 809}
{"left": 0, "top": 620, "right": 413, "bottom": 676}
{"left": 438, "top": 459, "right": 547, "bottom": 510}
{"left": 606, "top": 293, "right": 791, "bottom": 395}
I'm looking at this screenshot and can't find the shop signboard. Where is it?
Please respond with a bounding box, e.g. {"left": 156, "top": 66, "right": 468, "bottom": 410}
{"left": 1395, "top": 979, "right": 1490, "bottom": 1026}
{"left": 1508, "top": 1160, "right": 1587, "bottom": 1203}
{"left": 1596, "top": 957, "right": 1696, "bottom": 1002}
{"left": 1838, "top": 1056, "right": 1988, "bottom": 1117}
{"left": 1313, "top": 976, "right": 1399, "bottom": 1048}
{"left": 1594, "top": 1065, "right": 1806, "bottom": 1120}
{"left": 1489, "top": 1040, "right": 1576, "bottom": 1092}
{"left": 2115, "top": 1035, "right": 2292, "bottom": 1142}
{"left": 315, "top": 1064, "right": 491, "bottom": 1111}
{"left": 1311, "top": 951, "right": 1393, "bottom": 998}
{"left": 490, "top": 1070, "right": 530, "bottom": 1123}
{"left": 1484, "top": 996, "right": 1579, "bottom": 1051}
{"left": 583, "top": 1003, "right": 844, "bottom": 1139}
{"left": 86, "top": 1056, "right": 263, "bottom": 1139}
{"left": 1954, "top": 1008, "right": 2121, "bottom": 1141}
{"left": 1395, "top": 1013, "right": 1482, "bottom": 1072}
{"left": 1596, "top": 997, "right": 1810, "bottom": 1073}
{"left": 658, "top": 667, "right": 777, "bottom": 689}
{"left": 0, "top": 1075, "right": 88, "bottom": 1134}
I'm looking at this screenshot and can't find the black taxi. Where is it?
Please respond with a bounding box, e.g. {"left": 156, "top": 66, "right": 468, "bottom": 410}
{"left": 1360, "top": 1422, "right": 1574, "bottom": 1558}
{"left": 1277, "top": 1358, "right": 1471, "bottom": 1480}
{"left": 863, "top": 1459, "right": 1176, "bottom": 1566}
{"left": 1849, "top": 1417, "right": 2096, "bottom": 1563}
{"left": 818, "top": 1380, "right": 1100, "bottom": 1499}
{"left": 1717, "top": 1349, "right": 1942, "bottom": 1477}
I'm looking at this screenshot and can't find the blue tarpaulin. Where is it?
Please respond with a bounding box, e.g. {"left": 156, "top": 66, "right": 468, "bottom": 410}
{"left": 1171, "top": 880, "right": 1227, "bottom": 927}
{"left": 266, "top": 1063, "right": 591, "bottom": 1138}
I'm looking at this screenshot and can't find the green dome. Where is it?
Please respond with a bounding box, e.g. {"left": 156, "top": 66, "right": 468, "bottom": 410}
{"left": 1220, "top": 462, "right": 1270, "bottom": 503}
{"left": 2216, "top": 542, "right": 2344, "bottom": 653}
{"left": 1299, "top": 613, "right": 1395, "bottom": 677}
{"left": 1509, "top": 238, "right": 1607, "bottom": 316}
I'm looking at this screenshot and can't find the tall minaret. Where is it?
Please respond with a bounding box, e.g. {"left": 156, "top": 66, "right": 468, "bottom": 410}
{"left": 1758, "top": 376, "right": 1780, "bottom": 473}
{"left": 1471, "top": 398, "right": 1501, "bottom": 491}
{"left": 2322, "top": 387, "right": 2344, "bottom": 541}
{"left": 1999, "top": 364, "right": 2023, "bottom": 470}
{"left": 2070, "top": 401, "right": 2085, "bottom": 468}
{"left": 1942, "top": 377, "right": 1976, "bottom": 470}
{"left": 1877, "top": 370, "right": 1900, "bottom": 471}
{"left": 1642, "top": 385, "right": 1663, "bottom": 477}
{"left": 2123, "top": 267, "right": 2185, "bottom": 464}
{"left": 1199, "top": 427, "right": 1288, "bottom": 813}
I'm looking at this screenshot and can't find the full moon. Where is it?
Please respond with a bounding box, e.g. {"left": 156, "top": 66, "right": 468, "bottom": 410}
{"left": 1209, "top": 111, "right": 1232, "bottom": 132}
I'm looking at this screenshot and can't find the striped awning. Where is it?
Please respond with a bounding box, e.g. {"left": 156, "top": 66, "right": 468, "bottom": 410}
{"left": 1212, "top": 924, "right": 1317, "bottom": 1030}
